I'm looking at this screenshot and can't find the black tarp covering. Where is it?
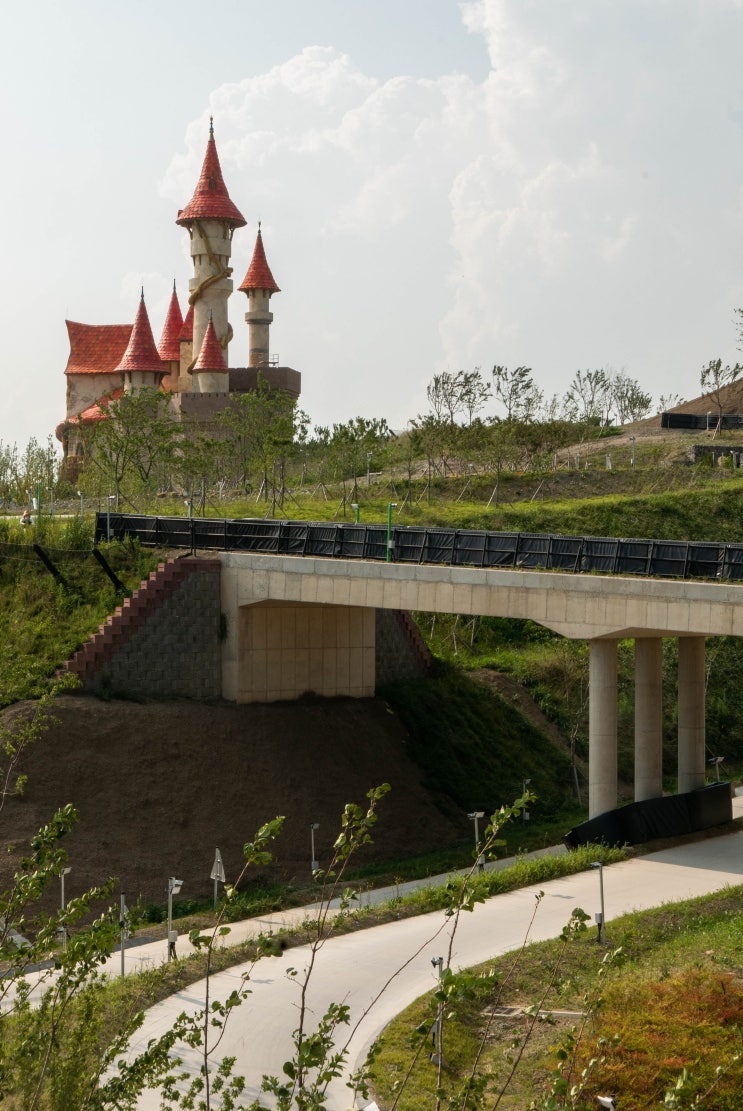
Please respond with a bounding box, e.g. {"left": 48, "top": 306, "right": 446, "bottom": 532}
{"left": 94, "top": 513, "right": 743, "bottom": 585}
{"left": 564, "top": 782, "right": 732, "bottom": 849}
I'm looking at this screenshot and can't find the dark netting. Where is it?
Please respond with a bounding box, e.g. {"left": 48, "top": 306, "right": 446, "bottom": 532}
{"left": 616, "top": 538, "right": 653, "bottom": 575}
{"left": 720, "top": 546, "right": 743, "bottom": 581}
{"left": 515, "top": 534, "right": 551, "bottom": 568}
{"left": 394, "top": 528, "right": 427, "bottom": 563}
{"left": 547, "top": 536, "right": 583, "bottom": 571}
{"left": 154, "top": 517, "right": 194, "bottom": 547}
{"left": 580, "top": 537, "right": 619, "bottom": 572}
{"left": 648, "top": 541, "right": 688, "bottom": 578}
{"left": 193, "top": 518, "right": 231, "bottom": 550}
{"left": 451, "top": 531, "right": 488, "bottom": 567}
{"left": 277, "top": 522, "right": 311, "bottom": 555}
{"left": 336, "top": 526, "right": 366, "bottom": 559}
{"left": 363, "top": 526, "right": 388, "bottom": 561}
{"left": 686, "top": 543, "right": 724, "bottom": 579}
{"left": 482, "top": 532, "right": 520, "bottom": 567}
{"left": 304, "top": 524, "right": 342, "bottom": 557}
{"left": 226, "top": 520, "right": 282, "bottom": 552}
{"left": 421, "top": 529, "right": 456, "bottom": 564}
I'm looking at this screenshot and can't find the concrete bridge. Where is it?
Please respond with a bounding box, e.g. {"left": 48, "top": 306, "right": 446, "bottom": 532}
{"left": 220, "top": 551, "right": 743, "bottom": 818}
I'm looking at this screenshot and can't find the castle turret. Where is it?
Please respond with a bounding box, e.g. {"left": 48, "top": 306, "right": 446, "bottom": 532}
{"left": 192, "top": 315, "right": 229, "bottom": 394}
{"left": 238, "top": 224, "right": 280, "bottom": 368}
{"left": 176, "top": 118, "right": 246, "bottom": 370}
{"left": 157, "top": 282, "right": 184, "bottom": 392}
{"left": 114, "top": 291, "right": 166, "bottom": 391}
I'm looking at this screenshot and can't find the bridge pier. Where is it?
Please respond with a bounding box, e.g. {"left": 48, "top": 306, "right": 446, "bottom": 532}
{"left": 678, "top": 636, "right": 706, "bottom": 793}
{"left": 588, "top": 634, "right": 708, "bottom": 818}
{"left": 588, "top": 639, "right": 618, "bottom": 817}
{"left": 634, "top": 637, "right": 664, "bottom": 802}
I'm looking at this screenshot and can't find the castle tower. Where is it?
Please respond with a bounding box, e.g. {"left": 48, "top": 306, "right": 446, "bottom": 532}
{"left": 157, "top": 282, "right": 183, "bottom": 392}
{"left": 238, "top": 225, "right": 281, "bottom": 367}
{"left": 192, "top": 315, "right": 229, "bottom": 393}
{"left": 114, "top": 291, "right": 166, "bottom": 392}
{"left": 176, "top": 119, "right": 246, "bottom": 378}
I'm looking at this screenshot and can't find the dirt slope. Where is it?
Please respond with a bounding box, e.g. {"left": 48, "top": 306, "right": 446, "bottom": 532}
{"left": 1, "top": 694, "right": 468, "bottom": 909}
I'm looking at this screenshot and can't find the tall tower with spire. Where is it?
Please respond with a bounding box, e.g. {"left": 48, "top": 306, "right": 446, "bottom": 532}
{"left": 176, "top": 119, "right": 246, "bottom": 390}
{"left": 238, "top": 225, "right": 281, "bottom": 368}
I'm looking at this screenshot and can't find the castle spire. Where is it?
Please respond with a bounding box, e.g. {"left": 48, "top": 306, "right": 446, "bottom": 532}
{"left": 176, "top": 119, "right": 245, "bottom": 368}
{"left": 157, "top": 283, "right": 184, "bottom": 362}
{"left": 114, "top": 291, "right": 166, "bottom": 390}
{"left": 239, "top": 227, "right": 280, "bottom": 367}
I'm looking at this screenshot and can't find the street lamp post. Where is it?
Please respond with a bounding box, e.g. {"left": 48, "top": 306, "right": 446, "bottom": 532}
{"left": 310, "top": 822, "right": 319, "bottom": 874}
{"left": 211, "top": 849, "right": 225, "bottom": 909}
{"left": 430, "top": 956, "right": 444, "bottom": 1065}
{"left": 77, "top": 490, "right": 84, "bottom": 519}
{"left": 351, "top": 502, "right": 360, "bottom": 524}
{"left": 589, "top": 861, "right": 605, "bottom": 943}
{"left": 48, "top": 485, "right": 54, "bottom": 519}
{"left": 522, "top": 778, "right": 531, "bottom": 823}
{"left": 60, "top": 866, "right": 71, "bottom": 950}
{"left": 106, "top": 494, "right": 116, "bottom": 541}
{"left": 167, "top": 877, "right": 183, "bottom": 962}
{"left": 630, "top": 435, "right": 636, "bottom": 470}
{"left": 386, "top": 503, "right": 398, "bottom": 563}
{"left": 366, "top": 451, "right": 373, "bottom": 487}
{"left": 120, "top": 894, "right": 129, "bottom": 978}
{"left": 467, "top": 810, "right": 485, "bottom": 869}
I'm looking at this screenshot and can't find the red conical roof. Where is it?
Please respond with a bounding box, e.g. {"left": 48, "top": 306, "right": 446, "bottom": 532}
{"left": 157, "top": 283, "right": 184, "bottom": 361}
{"left": 113, "top": 292, "right": 166, "bottom": 375}
{"left": 176, "top": 119, "right": 246, "bottom": 228}
{"left": 179, "top": 304, "right": 194, "bottom": 343}
{"left": 238, "top": 227, "right": 280, "bottom": 293}
{"left": 193, "top": 318, "right": 227, "bottom": 372}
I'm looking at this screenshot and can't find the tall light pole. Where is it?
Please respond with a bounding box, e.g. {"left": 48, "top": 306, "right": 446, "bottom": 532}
{"left": 467, "top": 810, "right": 485, "bottom": 869}
{"left": 310, "top": 822, "right": 319, "bottom": 874}
{"left": 167, "top": 877, "right": 183, "bottom": 962}
{"left": 430, "top": 956, "right": 444, "bottom": 1065}
{"left": 106, "top": 494, "right": 116, "bottom": 541}
{"left": 211, "top": 849, "right": 225, "bottom": 909}
{"left": 386, "top": 503, "right": 398, "bottom": 563}
{"left": 77, "top": 490, "right": 84, "bottom": 518}
{"left": 366, "top": 451, "right": 372, "bottom": 487}
{"left": 630, "top": 435, "right": 636, "bottom": 470}
{"left": 522, "top": 778, "right": 531, "bottom": 823}
{"left": 590, "top": 861, "right": 605, "bottom": 943}
{"left": 351, "top": 502, "right": 360, "bottom": 523}
{"left": 120, "top": 894, "right": 129, "bottom": 978}
{"left": 60, "top": 866, "right": 71, "bottom": 950}
{"left": 48, "top": 485, "right": 55, "bottom": 519}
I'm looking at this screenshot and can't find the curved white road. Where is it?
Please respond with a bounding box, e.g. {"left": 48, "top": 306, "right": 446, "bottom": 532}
{"left": 129, "top": 828, "right": 743, "bottom": 1109}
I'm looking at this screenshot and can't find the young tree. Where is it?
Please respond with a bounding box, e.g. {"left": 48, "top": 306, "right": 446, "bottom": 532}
{"left": 79, "top": 391, "right": 181, "bottom": 500}
{"left": 564, "top": 369, "right": 612, "bottom": 430}
{"left": 700, "top": 358, "right": 743, "bottom": 426}
{"left": 491, "top": 365, "right": 543, "bottom": 423}
{"left": 609, "top": 371, "right": 653, "bottom": 425}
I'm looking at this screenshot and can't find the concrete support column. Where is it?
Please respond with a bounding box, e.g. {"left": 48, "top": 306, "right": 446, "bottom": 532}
{"left": 589, "top": 638, "right": 618, "bottom": 818}
{"left": 678, "top": 636, "right": 706, "bottom": 793}
{"left": 634, "top": 637, "right": 664, "bottom": 801}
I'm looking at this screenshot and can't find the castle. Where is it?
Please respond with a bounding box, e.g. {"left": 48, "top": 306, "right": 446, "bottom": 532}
{"left": 56, "top": 120, "right": 300, "bottom": 475}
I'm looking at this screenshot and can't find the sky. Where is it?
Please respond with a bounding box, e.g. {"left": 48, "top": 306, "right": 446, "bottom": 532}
{"left": 4, "top": 0, "right": 743, "bottom": 449}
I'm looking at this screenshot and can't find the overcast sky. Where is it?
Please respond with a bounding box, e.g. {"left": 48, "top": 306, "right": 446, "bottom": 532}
{"left": 4, "top": 0, "right": 743, "bottom": 449}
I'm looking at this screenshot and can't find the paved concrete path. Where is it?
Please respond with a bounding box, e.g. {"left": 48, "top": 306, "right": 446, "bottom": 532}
{"left": 124, "top": 815, "right": 743, "bottom": 1110}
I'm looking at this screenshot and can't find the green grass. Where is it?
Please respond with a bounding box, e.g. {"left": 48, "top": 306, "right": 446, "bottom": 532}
{"left": 0, "top": 526, "right": 163, "bottom": 707}
{"left": 369, "top": 884, "right": 743, "bottom": 1111}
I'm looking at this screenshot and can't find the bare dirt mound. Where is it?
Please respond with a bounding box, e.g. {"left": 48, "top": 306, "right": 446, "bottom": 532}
{"left": 1, "top": 694, "right": 467, "bottom": 909}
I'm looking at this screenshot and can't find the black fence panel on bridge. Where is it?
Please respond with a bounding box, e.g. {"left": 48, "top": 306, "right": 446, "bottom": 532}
{"left": 94, "top": 512, "right": 743, "bottom": 587}
{"left": 564, "top": 782, "right": 732, "bottom": 848}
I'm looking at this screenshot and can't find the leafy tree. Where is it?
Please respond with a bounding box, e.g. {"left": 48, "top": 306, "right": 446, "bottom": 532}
{"left": 322, "top": 417, "right": 394, "bottom": 507}
{"left": 78, "top": 390, "right": 181, "bottom": 501}
{"left": 426, "top": 370, "right": 490, "bottom": 427}
{"left": 492, "top": 365, "right": 543, "bottom": 423}
{"left": 700, "top": 357, "right": 743, "bottom": 426}
{"left": 217, "top": 377, "right": 309, "bottom": 510}
{"left": 609, "top": 371, "right": 653, "bottom": 425}
{"left": 564, "top": 369, "right": 612, "bottom": 430}
{"left": 658, "top": 392, "right": 685, "bottom": 413}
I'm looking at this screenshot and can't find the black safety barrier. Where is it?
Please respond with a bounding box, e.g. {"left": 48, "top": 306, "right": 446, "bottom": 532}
{"left": 94, "top": 513, "right": 743, "bottom": 583}
{"left": 564, "top": 782, "right": 732, "bottom": 848}
{"left": 661, "top": 411, "right": 743, "bottom": 430}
